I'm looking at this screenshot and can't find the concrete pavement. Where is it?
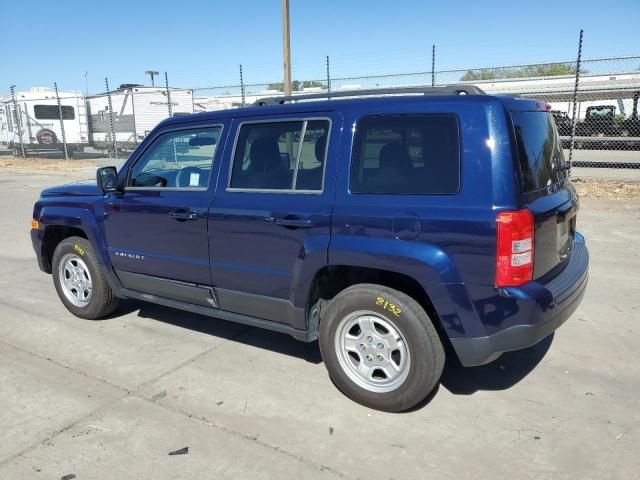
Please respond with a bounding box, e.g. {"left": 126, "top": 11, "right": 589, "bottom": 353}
{"left": 0, "top": 170, "right": 638, "bottom": 479}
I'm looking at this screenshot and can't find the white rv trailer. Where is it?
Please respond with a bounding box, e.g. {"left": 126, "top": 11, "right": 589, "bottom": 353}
{"left": 0, "top": 87, "right": 89, "bottom": 155}
{"left": 86, "top": 85, "right": 194, "bottom": 152}
{"left": 467, "top": 72, "right": 640, "bottom": 120}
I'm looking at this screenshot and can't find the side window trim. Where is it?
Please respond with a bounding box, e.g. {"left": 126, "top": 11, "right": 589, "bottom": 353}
{"left": 124, "top": 123, "right": 224, "bottom": 191}
{"left": 291, "top": 120, "right": 308, "bottom": 190}
{"left": 226, "top": 116, "right": 332, "bottom": 194}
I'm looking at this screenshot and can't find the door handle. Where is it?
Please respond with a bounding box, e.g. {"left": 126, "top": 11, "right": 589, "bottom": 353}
{"left": 273, "top": 217, "right": 314, "bottom": 228}
{"left": 169, "top": 210, "right": 199, "bottom": 221}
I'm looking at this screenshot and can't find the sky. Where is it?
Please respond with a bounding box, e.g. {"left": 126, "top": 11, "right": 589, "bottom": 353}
{"left": 0, "top": 0, "right": 638, "bottom": 95}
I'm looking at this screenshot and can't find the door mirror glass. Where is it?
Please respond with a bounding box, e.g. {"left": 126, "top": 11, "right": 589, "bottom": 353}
{"left": 97, "top": 166, "right": 119, "bottom": 193}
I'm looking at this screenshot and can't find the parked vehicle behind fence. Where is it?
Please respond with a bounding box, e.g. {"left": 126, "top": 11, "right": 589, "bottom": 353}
{"left": 0, "top": 87, "right": 89, "bottom": 156}
{"left": 31, "top": 86, "right": 589, "bottom": 412}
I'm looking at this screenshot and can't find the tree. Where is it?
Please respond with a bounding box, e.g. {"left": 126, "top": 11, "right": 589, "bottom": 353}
{"left": 460, "top": 69, "right": 499, "bottom": 81}
{"left": 460, "top": 63, "right": 579, "bottom": 82}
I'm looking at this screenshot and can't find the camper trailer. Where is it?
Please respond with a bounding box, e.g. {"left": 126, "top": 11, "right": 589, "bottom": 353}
{"left": 86, "top": 85, "right": 194, "bottom": 152}
{"left": 0, "top": 87, "right": 89, "bottom": 156}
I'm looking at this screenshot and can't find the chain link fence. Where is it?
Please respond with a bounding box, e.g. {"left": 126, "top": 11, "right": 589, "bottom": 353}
{"left": 3, "top": 53, "right": 640, "bottom": 174}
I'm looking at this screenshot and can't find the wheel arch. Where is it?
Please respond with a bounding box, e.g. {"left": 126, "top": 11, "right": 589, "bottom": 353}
{"left": 305, "top": 265, "right": 454, "bottom": 345}
{"left": 41, "top": 225, "right": 88, "bottom": 273}
{"left": 38, "top": 205, "right": 113, "bottom": 277}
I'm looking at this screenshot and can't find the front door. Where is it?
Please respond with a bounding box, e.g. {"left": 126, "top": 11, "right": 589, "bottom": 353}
{"left": 209, "top": 114, "right": 341, "bottom": 329}
{"left": 104, "top": 123, "right": 225, "bottom": 305}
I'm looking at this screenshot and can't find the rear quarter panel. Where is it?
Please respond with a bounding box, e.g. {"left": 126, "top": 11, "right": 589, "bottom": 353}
{"left": 329, "top": 97, "right": 518, "bottom": 339}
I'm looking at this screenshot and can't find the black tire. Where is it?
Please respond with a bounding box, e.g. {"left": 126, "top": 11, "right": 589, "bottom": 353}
{"left": 319, "top": 284, "right": 445, "bottom": 412}
{"left": 52, "top": 236, "right": 119, "bottom": 319}
{"left": 36, "top": 128, "right": 57, "bottom": 145}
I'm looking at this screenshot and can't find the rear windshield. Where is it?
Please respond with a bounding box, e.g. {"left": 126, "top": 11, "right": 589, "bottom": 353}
{"left": 511, "top": 111, "right": 567, "bottom": 192}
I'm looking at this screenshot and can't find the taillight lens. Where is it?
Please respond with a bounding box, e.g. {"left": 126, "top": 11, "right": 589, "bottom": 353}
{"left": 536, "top": 101, "right": 552, "bottom": 111}
{"left": 496, "top": 209, "right": 534, "bottom": 287}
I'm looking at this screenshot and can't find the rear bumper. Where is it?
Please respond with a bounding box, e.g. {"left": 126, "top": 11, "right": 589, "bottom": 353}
{"left": 451, "top": 233, "right": 589, "bottom": 366}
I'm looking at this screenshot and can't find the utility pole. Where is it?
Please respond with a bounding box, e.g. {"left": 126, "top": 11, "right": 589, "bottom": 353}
{"left": 145, "top": 70, "right": 159, "bottom": 86}
{"left": 281, "top": 0, "right": 292, "bottom": 96}
{"left": 81, "top": 71, "right": 88, "bottom": 96}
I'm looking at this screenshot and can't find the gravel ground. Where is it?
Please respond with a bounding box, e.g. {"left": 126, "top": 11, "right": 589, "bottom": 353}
{"left": 572, "top": 178, "right": 640, "bottom": 200}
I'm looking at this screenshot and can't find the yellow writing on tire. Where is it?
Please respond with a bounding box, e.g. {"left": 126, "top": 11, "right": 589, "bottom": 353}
{"left": 375, "top": 296, "right": 401, "bottom": 317}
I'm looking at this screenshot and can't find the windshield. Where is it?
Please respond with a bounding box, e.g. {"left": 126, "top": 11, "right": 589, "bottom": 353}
{"left": 511, "top": 111, "right": 568, "bottom": 192}
{"left": 587, "top": 106, "right": 615, "bottom": 118}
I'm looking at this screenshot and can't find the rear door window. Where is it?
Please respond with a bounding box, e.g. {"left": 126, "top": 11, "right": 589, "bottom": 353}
{"left": 229, "top": 119, "right": 330, "bottom": 191}
{"left": 350, "top": 114, "right": 460, "bottom": 194}
{"left": 511, "top": 111, "right": 568, "bottom": 192}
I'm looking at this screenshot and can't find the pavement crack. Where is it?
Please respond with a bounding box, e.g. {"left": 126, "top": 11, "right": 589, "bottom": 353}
{"left": 0, "top": 393, "right": 128, "bottom": 467}
{"left": 134, "top": 393, "right": 355, "bottom": 479}
{"left": 0, "top": 338, "right": 131, "bottom": 394}
{"left": 135, "top": 325, "right": 253, "bottom": 391}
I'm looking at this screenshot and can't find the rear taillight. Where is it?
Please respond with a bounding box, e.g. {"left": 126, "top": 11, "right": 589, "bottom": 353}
{"left": 496, "top": 209, "right": 534, "bottom": 287}
{"left": 536, "top": 101, "right": 552, "bottom": 111}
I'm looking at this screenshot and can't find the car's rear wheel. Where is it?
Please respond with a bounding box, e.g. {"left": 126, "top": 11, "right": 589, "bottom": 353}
{"left": 319, "top": 284, "right": 445, "bottom": 412}
{"left": 52, "top": 236, "right": 119, "bottom": 319}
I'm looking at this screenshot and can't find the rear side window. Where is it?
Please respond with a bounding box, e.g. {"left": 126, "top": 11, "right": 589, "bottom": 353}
{"left": 350, "top": 115, "right": 460, "bottom": 194}
{"left": 511, "top": 111, "right": 567, "bottom": 192}
{"left": 34, "top": 105, "right": 75, "bottom": 120}
{"left": 229, "top": 119, "right": 330, "bottom": 191}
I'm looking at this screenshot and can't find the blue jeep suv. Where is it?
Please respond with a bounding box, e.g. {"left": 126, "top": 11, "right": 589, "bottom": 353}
{"left": 31, "top": 86, "right": 589, "bottom": 411}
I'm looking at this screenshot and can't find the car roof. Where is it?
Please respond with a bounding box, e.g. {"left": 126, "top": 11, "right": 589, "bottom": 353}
{"left": 161, "top": 93, "right": 540, "bottom": 127}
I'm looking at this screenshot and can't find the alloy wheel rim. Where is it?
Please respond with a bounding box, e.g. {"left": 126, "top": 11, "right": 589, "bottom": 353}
{"left": 58, "top": 253, "right": 93, "bottom": 307}
{"left": 334, "top": 310, "right": 411, "bottom": 393}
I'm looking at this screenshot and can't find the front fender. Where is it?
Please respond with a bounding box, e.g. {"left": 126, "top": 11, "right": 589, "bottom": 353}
{"left": 37, "top": 203, "right": 121, "bottom": 291}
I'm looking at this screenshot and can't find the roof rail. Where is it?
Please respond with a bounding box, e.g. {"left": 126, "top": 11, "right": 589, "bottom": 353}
{"left": 254, "top": 84, "right": 486, "bottom": 105}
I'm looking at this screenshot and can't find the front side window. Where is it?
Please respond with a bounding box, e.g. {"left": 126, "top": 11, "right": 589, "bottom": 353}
{"left": 128, "top": 127, "right": 221, "bottom": 189}
{"left": 350, "top": 115, "right": 460, "bottom": 194}
{"left": 229, "top": 119, "right": 330, "bottom": 191}
{"left": 34, "top": 105, "right": 75, "bottom": 120}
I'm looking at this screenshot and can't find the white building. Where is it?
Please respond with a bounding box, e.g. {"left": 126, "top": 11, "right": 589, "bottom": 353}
{"left": 86, "top": 85, "right": 194, "bottom": 152}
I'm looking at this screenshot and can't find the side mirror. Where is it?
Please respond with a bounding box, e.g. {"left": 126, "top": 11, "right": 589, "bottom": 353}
{"left": 97, "top": 166, "right": 120, "bottom": 194}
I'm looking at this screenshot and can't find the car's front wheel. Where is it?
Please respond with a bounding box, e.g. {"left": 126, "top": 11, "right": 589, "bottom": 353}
{"left": 319, "top": 284, "right": 445, "bottom": 412}
{"left": 52, "top": 236, "right": 119, "bottom": 319}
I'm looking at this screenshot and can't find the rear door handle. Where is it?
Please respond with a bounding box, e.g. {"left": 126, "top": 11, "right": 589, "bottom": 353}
{"left": 169, "top": 210, "right": 199, "bottom": 221}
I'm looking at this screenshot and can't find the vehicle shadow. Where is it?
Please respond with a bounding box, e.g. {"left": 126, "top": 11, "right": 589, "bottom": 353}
{"left": 112, "top": 299, "right": 553, "bottom": 406}
{"left": 119, "top": 299, "right": 323, "bottom": 364}
{"left": 439, "top": 333, "right": 554, "bottom": 395}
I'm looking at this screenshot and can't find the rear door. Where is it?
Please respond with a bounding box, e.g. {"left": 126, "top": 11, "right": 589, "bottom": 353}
{"left": 208, "top": 113, "right": 341, "bottom": 329}
{"left": 510, "top": 109, "right": 577, "bottom": 279}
